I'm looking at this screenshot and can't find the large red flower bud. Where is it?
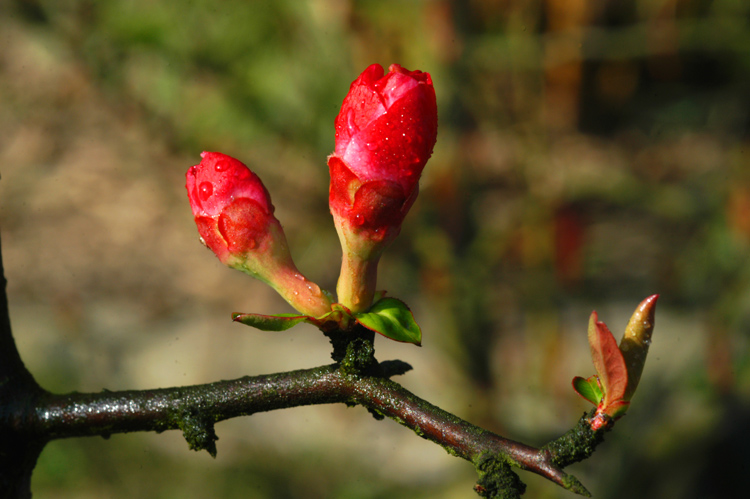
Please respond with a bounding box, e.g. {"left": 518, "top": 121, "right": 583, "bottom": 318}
{"left": 329, "top": 63, "right": 437, "bottom": 240}
{"left": 328, "top": 64, "right": 438, "bottom": 312}
{"left": 187, "top": 152, "right": 331, "bottom": 317}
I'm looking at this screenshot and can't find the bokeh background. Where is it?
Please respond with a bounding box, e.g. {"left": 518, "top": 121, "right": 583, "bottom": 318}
{"left": 2, "top": 0, "right": 749, "bottom": 497}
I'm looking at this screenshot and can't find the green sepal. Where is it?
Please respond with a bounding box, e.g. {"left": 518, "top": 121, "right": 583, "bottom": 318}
{"left": 572, "top": 375, "right": 604, "bottom": 406}
{"left": 232, "top": 312, "right": 315, "bottom": 331}
{"left": 320, "top": 303, "right": 354, "bottom": 331}
{"left": 354, "top": 297, "right": 422, "bottom": 345}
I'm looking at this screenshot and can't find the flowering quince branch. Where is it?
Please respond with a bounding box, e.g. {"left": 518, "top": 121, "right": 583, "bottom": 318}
{"left": 0, "top": 64, "right": 661, "bottom": 499}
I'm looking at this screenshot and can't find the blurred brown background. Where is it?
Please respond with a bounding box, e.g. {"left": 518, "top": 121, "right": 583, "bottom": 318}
{"left": 1, "top": 0, "right": 749, "bottom": 497}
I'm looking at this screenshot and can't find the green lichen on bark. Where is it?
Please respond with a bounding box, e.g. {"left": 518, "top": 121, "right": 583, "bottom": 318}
{"left": 324, "top": 323, "right": 377, "bottom": 373}
{"left": 173, "top": 407, "right": 218, "bottom": 457}
{"left": 474, "top": 453, "right": 526, "bottom": 499}
{"left": 340, "top": 337, "right": 376, "bottom": 375}
{"left": 543, "top": 411, "right": 608, "bottom": 468}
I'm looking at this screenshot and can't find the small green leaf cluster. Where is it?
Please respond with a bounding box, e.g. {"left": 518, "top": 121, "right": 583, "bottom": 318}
{"left": 233, "top": 296, "right": 421, "bottom": 345}
{"left": 571, "top": 295, "right": 658, "bottom": 429}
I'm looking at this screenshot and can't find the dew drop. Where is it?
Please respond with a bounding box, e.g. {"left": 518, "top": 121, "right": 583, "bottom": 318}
{"left": 643, "top": 338, "right": 652, "bottom": 346}
{"left": 366, "top": 142, "right": 377, "bottom": 151}
{"left": 347, "top": 109, "right": 357, "bottom": 134}
{"left": 354, "top": 213, "right": 365, "bottom": 226}
{"left": 307, "top": 283, "right": 323, "bottom": 298}
{"left": 642, "top": 320, "right": 651, "bottom": 329}
{"left": 214, "top": 160, "right": 230, "bottom": 172}
{"left": 198, "top": 182, "right": 213, "bottom": 200}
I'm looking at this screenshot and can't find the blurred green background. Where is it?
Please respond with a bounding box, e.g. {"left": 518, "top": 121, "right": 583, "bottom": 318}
{"left": 1, "top": 0, "right": 749, "bottom": 497}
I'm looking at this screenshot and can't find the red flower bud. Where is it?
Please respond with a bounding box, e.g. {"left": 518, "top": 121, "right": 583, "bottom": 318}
{"left": 187, "top": 152, "right": 277, "bottom": 263}
{"left": 329, "top": 63, "right": 438, "bottom": 240}
{"left": 328, "top": 64, "right": 438, "bottom": 312}
{"left": 186, "top": 152, "right": 332, "bottom": 317}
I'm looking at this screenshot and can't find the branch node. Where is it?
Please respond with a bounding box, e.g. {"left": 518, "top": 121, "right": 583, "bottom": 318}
{"left": 542, "top": 411, "right": 609, "bottom": 469}
{"left": 474, "top": 453, "right": 527, "bottom": 499}
{"left": 337, "top": 327, "right": 377, "bottom": 376}
{"left": 174, "top": 408, "right": 218, "bottom": 458}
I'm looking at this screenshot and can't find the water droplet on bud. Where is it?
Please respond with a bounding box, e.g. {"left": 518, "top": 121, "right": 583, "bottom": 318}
{"left": 366, "top": 142, "right": 377, "bottom": 151}
{"left": 354, "top": 214, "right": 365, "bottom": 226}
{"left": 214, "top": 160, "right": 229, "bottom": 172}
{"left": 198, "top": 182, "right": 213, "bottom": 200}
{"left": 347, "top": 109, "right": 357, "bottom": 134}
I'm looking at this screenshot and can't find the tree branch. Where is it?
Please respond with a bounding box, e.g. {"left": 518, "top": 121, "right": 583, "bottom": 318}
{"left": 1, "top": 230, "right": 604, "bottom": 499}
{"left": 4, "top": 361, "right": 591, "bottom": 497}
{"left": 0, "top": 231, "right": 47, "bottom": 499}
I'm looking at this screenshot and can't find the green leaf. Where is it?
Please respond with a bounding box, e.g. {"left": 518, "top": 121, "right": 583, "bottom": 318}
{"left": 572, "top": 375, "right": 603, "bottom": 406}
{"left": 232, "top": 312, "right": 312, "bottom": 331}
{"left": 588, "top": 312, "right": 628, "bottom": 405}
{"left": 354, "top": 298, "right": 422, "bottom": 345}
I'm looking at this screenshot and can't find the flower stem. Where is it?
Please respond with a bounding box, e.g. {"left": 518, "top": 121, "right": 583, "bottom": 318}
{"left": 269, "top": 269, "right": 333, "bottom": 318}
{"left": 336, "top": 249, "right": 380, "bottom": 313}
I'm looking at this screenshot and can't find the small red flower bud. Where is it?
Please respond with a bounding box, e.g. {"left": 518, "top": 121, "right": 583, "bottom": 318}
{"left": 328, "top": 64, "right": 438, "bottom": 312}
{"left": 186, "top": 152, "right": 332, "bottom": 317}
{"left": 187, "top": 152, "right": 276, "bottom": 263}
